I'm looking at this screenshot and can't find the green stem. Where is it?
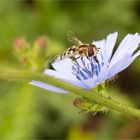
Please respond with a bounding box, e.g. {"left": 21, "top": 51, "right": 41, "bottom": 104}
{"left": 0, "top": 68, "right": 140, "bottom": 118}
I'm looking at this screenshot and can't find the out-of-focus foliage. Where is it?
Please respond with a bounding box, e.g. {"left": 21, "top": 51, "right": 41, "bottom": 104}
{"left": 0, "top": 0, "right": 140, "bottom": 139}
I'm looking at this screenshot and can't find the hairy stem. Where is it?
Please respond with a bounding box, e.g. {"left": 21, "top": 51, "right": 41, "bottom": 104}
{"left": 0, "top": 68, "right": 140, "bottom": 118}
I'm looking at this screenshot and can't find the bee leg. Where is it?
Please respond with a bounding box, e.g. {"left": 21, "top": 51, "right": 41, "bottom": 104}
{"left": 69, "top": 56, "right": 78, "bottom": 65}
{"left": 94, "top": 56, "right": 99, "bottom": 63}
{"left": 73, "top": 56, "right": 80, "bottom": 65}
{"left": 75, "top": 56, "right": 80, "bottom": 60}
{"left": 97, "top": 48, "right": 100, "bottom": 51}
{"left": 81, "top": 56, "right": 86, "bottom": 66}
{"left": 85, "top": 54, "right": 91, "bottom": 63}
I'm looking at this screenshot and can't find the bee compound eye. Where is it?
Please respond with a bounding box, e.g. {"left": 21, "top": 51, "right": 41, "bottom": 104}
{"left": 88, "top": 46, "right": 94, "bottom": 57}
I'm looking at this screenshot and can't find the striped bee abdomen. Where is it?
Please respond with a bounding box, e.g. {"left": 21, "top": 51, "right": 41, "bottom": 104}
{"left": 56, "top": 46, "right": 79, "bottom": 61}
{"left": 54, "top": 42, "right": 99, "bottom": 63}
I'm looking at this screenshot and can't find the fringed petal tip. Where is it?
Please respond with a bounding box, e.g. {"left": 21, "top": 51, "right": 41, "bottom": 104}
{"left": 29, "top": 80, "right": 70, "bottom": 94}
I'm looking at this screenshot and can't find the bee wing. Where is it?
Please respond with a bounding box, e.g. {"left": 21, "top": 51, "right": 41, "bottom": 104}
{"left": 67, "top": 31, "right": 83, "bottom": 45}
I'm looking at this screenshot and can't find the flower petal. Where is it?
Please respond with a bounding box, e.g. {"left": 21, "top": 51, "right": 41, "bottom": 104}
{"left": 104, "top": 32, "right": 118, "bottom": 63}
{"left": 110, "top": 33, "right": 140, "bottom": 67}
{"left": 92, "top": 32, "right": 118, "bottom": 63}
{"left": 52, "top": 58, "right": 74, "bottom": 76}
{"left": 29, "top": 80, "right": 69, "bottom": 93}
{"left": 92, "top": 39, "right": 105, "bottom": 62}
{"left": 107, "top": 50, "right": 140, "bottom": 79}
{"left": 92, "top": 32, "right": 118, "bottom": 82}
{"left": 107, "top": 55, "right": 129, "bottom": 79}
{"left": 118, "top": 50, "right": 140, "bottom": 73}
{"left": 44, "top": 69, "right": 74, "bottom": 80}
{"left": 44, "top": 69, "right": 90, "bottom": 89}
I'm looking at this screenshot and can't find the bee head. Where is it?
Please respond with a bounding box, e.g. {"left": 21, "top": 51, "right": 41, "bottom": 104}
{"left": 88, "top": 44, "right": 98, "bottom": 57}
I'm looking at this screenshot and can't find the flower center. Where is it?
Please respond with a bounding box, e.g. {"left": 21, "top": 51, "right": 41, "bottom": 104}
{"left": 72, "top": 57, "right": 102, "bottom": 81}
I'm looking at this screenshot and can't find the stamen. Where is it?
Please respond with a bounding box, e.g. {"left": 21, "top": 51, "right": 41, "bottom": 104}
{"left": 97, "top": 63, "right": 101, "bottom": 72}
{"left": 79, "top": 71, "right": 88, "bottom": 80}
{"left": 72, "top": 65, "right": 79, "bottom": 75}
{"left": 76, "top": 75, "right": 81, "bottom": 81}
{"left": 82, "top": 69, "right": 92, "bottom": 78}
{"left": 94, "top": 64, "right": 100, "bottom": 76}
{"left": 72, "top": 54, "right": 102, "bottom": 81}
{"left": 91, "top": 63, "right": 95, "bottom": 76}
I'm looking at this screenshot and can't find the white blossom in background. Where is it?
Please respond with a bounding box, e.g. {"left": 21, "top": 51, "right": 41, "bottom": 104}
{"left": 30, "top": 32, "right": 140, "bottom": 93}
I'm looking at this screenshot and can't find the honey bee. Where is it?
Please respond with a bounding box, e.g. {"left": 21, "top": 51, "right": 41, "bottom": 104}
{"left": 55, "top": 36, "right": 100, "bottom": 63}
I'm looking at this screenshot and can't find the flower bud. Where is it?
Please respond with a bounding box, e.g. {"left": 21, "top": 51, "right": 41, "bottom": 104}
{"left": 14, "top": 38, "right": 30, "bottom": 53}
{"left": 32, "top": 36, "right": 47, "bottom": 59}
{"left": 73, "top": 98, "right": 93, "bottom": 111}
{"left": 73, "top": 98, "right": 108, "bottom": 114}
{"left": 36, "top": 36, "right": 47, "bottom": 48}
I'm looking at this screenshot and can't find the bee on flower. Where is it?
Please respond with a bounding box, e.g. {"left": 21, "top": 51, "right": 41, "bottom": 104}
{"left": 54, "top": 36, "right": 100, "bottom": 64}
{"left": 30, "top": 32, "right": 140, "bottom": 93}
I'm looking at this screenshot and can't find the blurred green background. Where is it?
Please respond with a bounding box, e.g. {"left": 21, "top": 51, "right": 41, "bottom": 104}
{"left": 0, "top": 0, "right": 140, "bottom": 139}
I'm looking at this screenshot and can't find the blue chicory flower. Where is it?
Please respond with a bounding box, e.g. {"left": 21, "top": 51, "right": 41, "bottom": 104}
{"left": 30, "top": 32, "right": 140, "bottom": 93}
